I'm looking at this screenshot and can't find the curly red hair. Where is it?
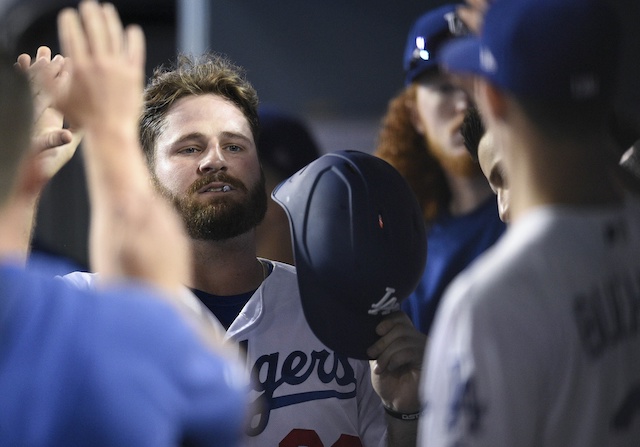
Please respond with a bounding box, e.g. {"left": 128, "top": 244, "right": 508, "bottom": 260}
{"left": 374, "top": 85, "right": 450, "bottom": 224}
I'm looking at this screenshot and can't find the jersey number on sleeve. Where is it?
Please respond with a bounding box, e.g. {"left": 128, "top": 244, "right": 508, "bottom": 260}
{"left": 279, "top": 429, "right": 363, "bottom": 447}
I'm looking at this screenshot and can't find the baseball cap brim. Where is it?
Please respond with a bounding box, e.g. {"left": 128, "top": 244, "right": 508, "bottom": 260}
{"left": 440, "top": 36, "right": 483, "bottom": 77}
{"left": 296, "top": 268, "right": 382, "bottom": 361}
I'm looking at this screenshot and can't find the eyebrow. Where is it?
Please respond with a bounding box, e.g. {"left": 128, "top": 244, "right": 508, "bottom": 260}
{"left": 172, "top": 131, "right": 253, "bottom": 146}
{"left": 172, "top": 132, "right": 207, "bottom": 145}
{"left": 219, "top": 131, "right": 253, "bottom": 145}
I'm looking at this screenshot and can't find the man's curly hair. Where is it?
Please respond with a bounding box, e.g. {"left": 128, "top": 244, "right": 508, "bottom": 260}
{"left": 139, "top": 53, "right": 260, "bottom": 167}
{"left": 374, "top": 85, "right": 450, "bottom": 223}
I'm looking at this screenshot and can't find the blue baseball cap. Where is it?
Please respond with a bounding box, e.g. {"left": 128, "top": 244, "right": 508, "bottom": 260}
{"left": 403, "top": 3, "right": 468, "bottom": 85}
{"left": 440, "top": 0, "right": 620, "bottom": 101}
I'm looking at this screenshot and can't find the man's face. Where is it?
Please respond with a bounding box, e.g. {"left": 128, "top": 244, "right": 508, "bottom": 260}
{"left": 477, "top": 130, "right": 510, "bottom": 222}
{"left": 152, "top": 93, "right": 267, "bottom": 240}
{"left": 413, "top": 71, "right": 480, "bottom": 177}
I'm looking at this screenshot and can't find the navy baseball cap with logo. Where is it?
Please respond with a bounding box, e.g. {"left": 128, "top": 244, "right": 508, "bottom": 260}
{"left": 403, "top": 3, "right": 468, "bottom": 85}
{"left": 272, "top": 150, "right": 426, "bottom": 359}
{"left": 440, "top": 0, "right": 621, "bottom": 102}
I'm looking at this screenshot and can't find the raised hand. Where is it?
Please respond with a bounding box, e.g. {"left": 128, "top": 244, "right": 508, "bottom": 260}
{"left": 456, "top": 0, "right": 493, "bottom": 35}
{"left": 54, "top": 1, "right": 191, "bottom": 301}
{"left": 15, "top": 46, "right": 81, "bottom": 196}
{"left": 17, "top": 46, "right": 68, "bottom": 123}
{"left": 55, "top": 1, "right": 145, "bottom": 133}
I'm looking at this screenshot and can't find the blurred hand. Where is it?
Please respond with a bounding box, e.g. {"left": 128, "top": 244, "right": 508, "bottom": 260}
{"left": 15, "top": 46, "right": 81, "bottom": 196}
{"left": 54, "top": 0, "right": 191, "bottom": 297}
{"left": 457, "top": 0, "right": 493, "bottom": 35}
{"left": 55, "top": 1, "right": 145, "bottom": 132}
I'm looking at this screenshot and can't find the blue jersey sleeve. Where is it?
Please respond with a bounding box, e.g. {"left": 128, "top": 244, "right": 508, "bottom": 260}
{"left": 0, "top": 264, "right": 248, "bottom": 446}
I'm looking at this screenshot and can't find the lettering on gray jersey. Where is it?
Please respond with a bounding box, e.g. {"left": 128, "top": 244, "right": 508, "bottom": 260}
{"left": 573, "top": 269, "right": 640, "bottom": 359}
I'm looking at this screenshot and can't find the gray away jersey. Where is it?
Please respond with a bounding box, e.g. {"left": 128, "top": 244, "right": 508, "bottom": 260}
{"left": 420, "top": 195, "right": 640, "bottom": 447}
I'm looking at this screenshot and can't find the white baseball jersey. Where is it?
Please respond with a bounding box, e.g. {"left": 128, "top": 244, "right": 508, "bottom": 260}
{"left": 64, "top": 261, "right": 387, "bottom": 447}
{"left": 419, "top": 195, "right": 640, "bottom": 447}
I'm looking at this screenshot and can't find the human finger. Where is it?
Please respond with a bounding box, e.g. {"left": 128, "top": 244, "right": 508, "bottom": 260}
{"left": 58, "top": 7, "right": 88, "bottom": 62}
{"left": 31, "top": 53, "right": 65, "bottom": 82}
{"left": 458, "top": 0, "right": 493, "bottom": 35}
{"left": 35, "top": 46, "right": 52, "bottom": 61}
{"left": 31, "top": 129, "right": 74, "bottom": 153}
{"left": 27, "top": 52, "right": 67, "bottom": 118}
{"left": 49, "top": 54, "right": 66, "bottom": 81}
{"left": 367, "top": 312, "right": 425, "bottom": 369}
{"left": 377, "top": 311, "right": 414, "bottom": 337}
{"left": 371, "top": 327, "right": 425, "bottom": 372}
{"left": 466, "top": 0, "right": 492, "bottom": 12}
{"left": 457, "top": 6, "right": 484, "bottom": 35}
{"left": 15, "top": 54, "right": 32, "bottom": 71}
{"left": 125, "top": 24, "right": 145, "bottom": 69}
{"left": 366, "top": 312, "right": 412, "bottom": 357}
{"left": 78, "top": 0, "right": 109, "bottom": 56}
{"left": 381, "top": 335, "right": 425, "bottom": 373}
{"left": 101, "top": 3, "right": 125, "bottom": 54}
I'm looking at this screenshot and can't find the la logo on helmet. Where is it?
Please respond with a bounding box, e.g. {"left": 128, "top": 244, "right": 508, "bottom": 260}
{"left": 368, "top": 287, "right": 400, "bottom": 316}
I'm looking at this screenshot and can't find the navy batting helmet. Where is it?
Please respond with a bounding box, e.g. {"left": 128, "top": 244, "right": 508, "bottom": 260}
{"left": 272, "top": 150, "right": 427, "bottom": 359}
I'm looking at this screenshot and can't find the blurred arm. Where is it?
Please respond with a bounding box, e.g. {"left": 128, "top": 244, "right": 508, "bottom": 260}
{"left": 51, "top": 2, "right": 241, "bottom": 350}
{"left": 9, "top": 46, "right": 82, "bottom": 262}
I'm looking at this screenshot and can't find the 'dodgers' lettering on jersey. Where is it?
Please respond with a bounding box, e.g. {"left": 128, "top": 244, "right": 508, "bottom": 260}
{"left": 244, "top": 346, "right": 357, "bottom": 436}
{"left": 573, "top": 269, "right": 640, "bottom": 359}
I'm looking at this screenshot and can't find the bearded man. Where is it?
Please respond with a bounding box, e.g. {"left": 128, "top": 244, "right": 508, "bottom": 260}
{"left": 58, "top": 51, "right": 426, "bottom": 447}
{"left": 374, "top": 4, "right": 506, "bottom": 335}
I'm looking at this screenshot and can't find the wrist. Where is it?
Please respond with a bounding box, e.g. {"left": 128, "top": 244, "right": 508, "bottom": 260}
{"left": 383, "top": 403, "right": 421, "bottom": 421}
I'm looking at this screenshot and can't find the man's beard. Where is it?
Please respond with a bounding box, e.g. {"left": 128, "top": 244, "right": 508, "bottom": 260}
{"left": 425, "top": 128, "right": 481, "bottom": 178}
{"left": 156, "top": 170, "right": 268, "bottom": 241}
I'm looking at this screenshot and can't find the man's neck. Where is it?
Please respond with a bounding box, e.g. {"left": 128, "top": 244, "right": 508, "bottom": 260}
{"left": 188, "top": 232, "right": 266, "bottom": 296}
{"left": 507, "top": 132, "right": 624, "bottom": 222}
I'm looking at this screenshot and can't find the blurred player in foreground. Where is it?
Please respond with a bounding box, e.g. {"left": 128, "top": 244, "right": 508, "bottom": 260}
{"left": 0, "top": 1, "right": 248, "bottom": 445}
{"left": 420, "top": 0, "right": 640, "bottom": 445}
